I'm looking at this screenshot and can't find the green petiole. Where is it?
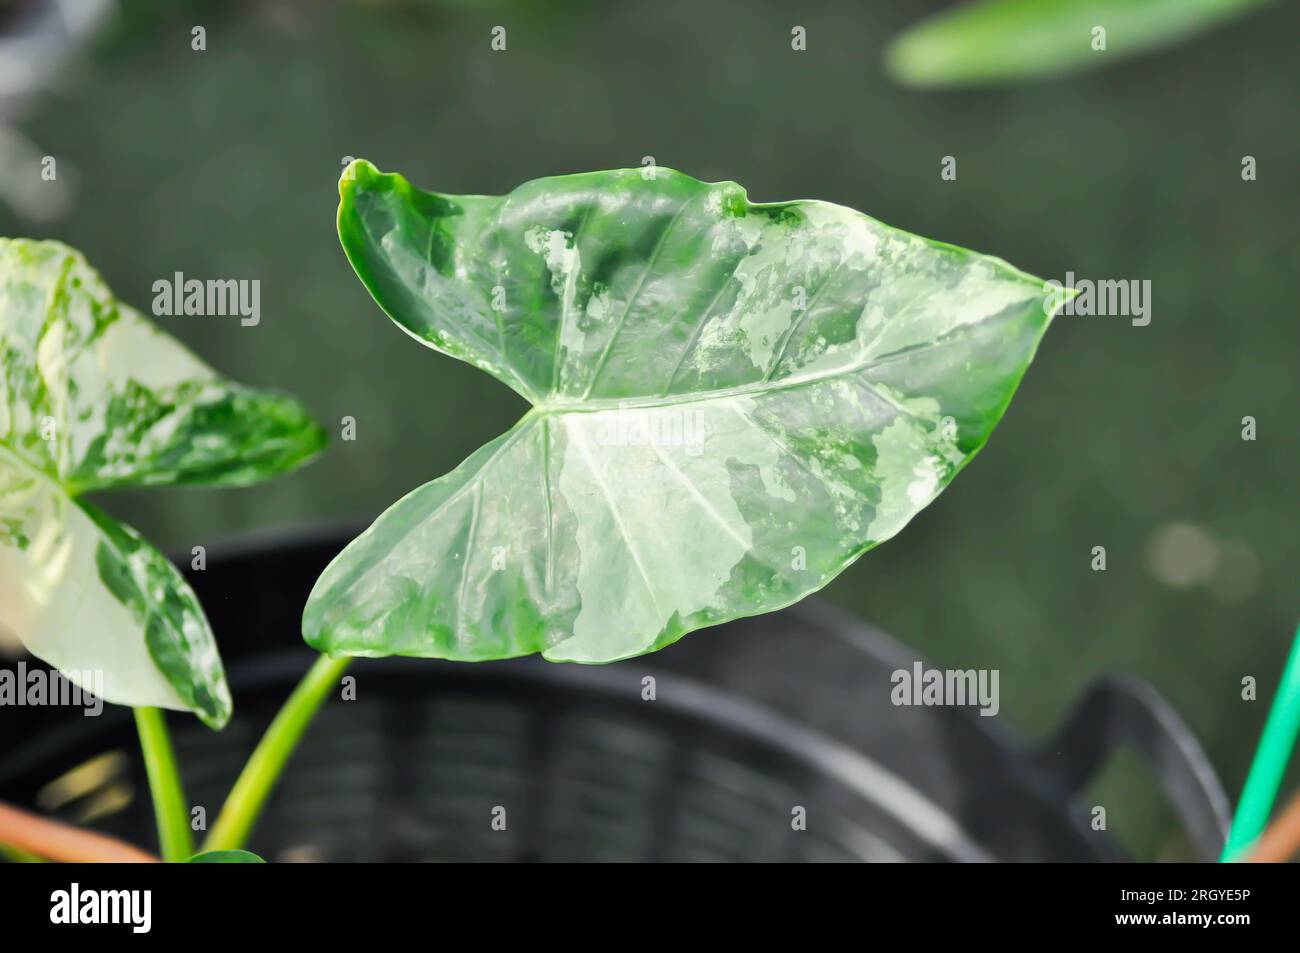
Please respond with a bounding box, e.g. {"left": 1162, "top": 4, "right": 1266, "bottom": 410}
{"left": 133, "top": 707, "right": 194, "bottom": 862}
{"left": 202, "top": 653, "right": 352, "bottom": 853}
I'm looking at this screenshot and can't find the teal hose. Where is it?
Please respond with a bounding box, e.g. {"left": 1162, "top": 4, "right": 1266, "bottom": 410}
{"left": 1220, "top": 622, "right": 1300, "bottom": 861}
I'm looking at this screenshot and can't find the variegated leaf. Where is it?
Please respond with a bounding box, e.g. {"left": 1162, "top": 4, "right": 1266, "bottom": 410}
{"left": 0, "top": 239, "right": 326, "bottom": 726}
{"left": 304, "top": 161, "right": 1060, "bottom": 663}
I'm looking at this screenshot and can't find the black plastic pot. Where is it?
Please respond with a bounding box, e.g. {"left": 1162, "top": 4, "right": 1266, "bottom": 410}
{"left": 0, "top": 527, "right": 1231, "bottom": 862}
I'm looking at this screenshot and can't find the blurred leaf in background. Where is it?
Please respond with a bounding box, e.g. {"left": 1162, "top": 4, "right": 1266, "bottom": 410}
{"left": 886, "top": 0, "right": 1277, "bottom": 88}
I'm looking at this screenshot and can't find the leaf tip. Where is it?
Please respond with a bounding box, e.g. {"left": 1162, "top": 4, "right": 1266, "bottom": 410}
{"left": 339, "top": 157, "right": 380, "bottom": 195}
{"left": 882, "top": 34, "right": 928, "bottom": 88}
{"left": 292, "top": 415, "right": 330, "bottom": 470}
{"left": 196, "top": 703, "right": 231, "bottom": 732}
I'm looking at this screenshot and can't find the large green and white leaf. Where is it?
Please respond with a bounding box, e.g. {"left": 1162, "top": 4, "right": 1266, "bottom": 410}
{"left": 0, "top": 452, "right": 228, "bottom": 726}
{"left": 0, "top": 238, "right": 325, "bottom": 726}
{"left": 304, "top": 160, "right": 1061, "bottom": 663}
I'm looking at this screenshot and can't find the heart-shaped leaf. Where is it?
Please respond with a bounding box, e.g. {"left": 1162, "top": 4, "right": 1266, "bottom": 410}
{"left": 304, "top": 160, "right": 1060, "bottom": 663}
{"left": 0, "top": 239, "right": 326, "bottom": 727}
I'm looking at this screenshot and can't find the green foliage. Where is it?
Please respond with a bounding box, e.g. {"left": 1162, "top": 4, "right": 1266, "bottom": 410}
{"left": 0, "top": 239, "right": 325, "bottom": 728}
{"left": 304, "top": 161, "right": 1062, "bottom": 663}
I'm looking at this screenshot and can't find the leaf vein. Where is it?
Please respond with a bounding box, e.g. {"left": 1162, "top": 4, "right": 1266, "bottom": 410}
{"left": 582, "top": 197, "right": 693, "bottom": 399}
{"left": 454, "top": 479, "right": 483, "bottom": 645}
{"left": 568, "top": 422, "right": 663, "bottom": 619}
{"left": 761, "top": 257, "right": 848, "bottom": 383}
{"left": 649, "top": 443, "right": 749, "bottom": 550}
{"left": 660, "top": 252, "right": 747, "bottom": 397}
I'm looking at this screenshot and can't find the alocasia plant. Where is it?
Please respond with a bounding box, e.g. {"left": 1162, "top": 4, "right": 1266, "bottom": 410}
{"left": 304, "top": 160, "right": 1064, "bottom": 664}
{"left": 0, "top": 167, "right": 1074, "bottom": 863}
{"left": 0, "top": 238, "right": 325, "bottom": 728}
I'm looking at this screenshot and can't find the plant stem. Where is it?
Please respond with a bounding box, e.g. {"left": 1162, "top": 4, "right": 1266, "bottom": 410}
{"left": 1221, "top": 622, "right": 1300, "bottom": 861}
{"left": 132, "top": 707, "right": 193, "bottom": 862}
{"left": 203, "top": 653, "right": 352, "bottom": 852}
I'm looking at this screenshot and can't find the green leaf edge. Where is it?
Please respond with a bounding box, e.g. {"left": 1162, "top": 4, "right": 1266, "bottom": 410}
{"left": 186, "top": 849, "right": 266, "bottom": 863}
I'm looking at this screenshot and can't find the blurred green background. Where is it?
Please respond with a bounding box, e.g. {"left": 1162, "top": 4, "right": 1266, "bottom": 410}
{"left": 3, "top": 0, "right": 1297, "bottom": 858}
